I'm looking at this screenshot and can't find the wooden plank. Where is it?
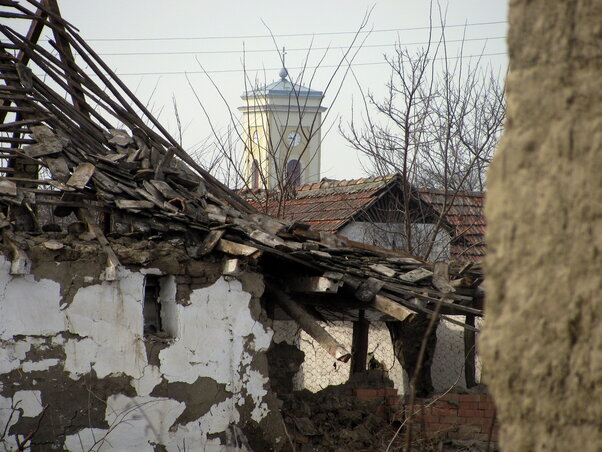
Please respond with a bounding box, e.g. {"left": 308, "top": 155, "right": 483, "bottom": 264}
{"left": 114, "top": 199, "right": 154, "bottom": 210}
{"left": 371, "top": 294, "right": 414, "bottom": 322}
{"left": 369, "top": 263, "right": 397, "bottom": 278}
{"left": 66, "top": 162, "right": 95, "bottom": 189}
{"left": 197, "top": 229, "right": 225, "bottom": 256}
{"left": 354, "top": 277, "right": 385, "bottom": 303}
{"left": 268, "top": 285, "right": 351, "bottom": 363}
{"left": 432, "top": 261, "right": 455, "bottom": 294}
{"left": 0, "top": 179, "right": 17, "bottom": 196}
{"left": 216, "top": 239, "right": 259, "bottom": 257}
{"left": 153, "top": 146, "right": 174, "bottom": 180}
{"left": 398, "top": 267, "right": 433, "bottom": 283}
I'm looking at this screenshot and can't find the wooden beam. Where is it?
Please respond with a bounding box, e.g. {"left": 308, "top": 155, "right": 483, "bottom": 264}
{"left": 350, "top": 309, "right": 369, "bottom": 376}
{"left": 268, "top": 284, "right": 351, "bottom": 362}
{"left": 371, "top": 294, "right": 414, "bottom": 322}
{"left": 464, "top": 314, "right": 477, "bottom": 388}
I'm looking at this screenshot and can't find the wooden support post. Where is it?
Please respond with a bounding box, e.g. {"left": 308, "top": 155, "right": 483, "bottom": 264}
{"left": 464, "top": 313, "right": 477, "bottom": 388}
{"left": 350, "top": 309, "right": 369, "bottom": 376}
{"left": 268, "top": 284, "right": 351, "bottom": 362}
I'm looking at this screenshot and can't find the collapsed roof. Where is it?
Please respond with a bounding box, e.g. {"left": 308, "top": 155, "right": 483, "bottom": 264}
{"left": 0, "top": 0, "right": 483, "bottom": 361}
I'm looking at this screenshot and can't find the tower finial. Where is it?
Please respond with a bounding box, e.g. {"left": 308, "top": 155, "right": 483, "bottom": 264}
{"left": 279, "top": 46, "right": 288, "bottom": 80}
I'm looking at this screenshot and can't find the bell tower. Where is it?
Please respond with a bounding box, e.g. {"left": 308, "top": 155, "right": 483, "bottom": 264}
{"left": 239, "top": 66, "right": 327, "bottom": 190}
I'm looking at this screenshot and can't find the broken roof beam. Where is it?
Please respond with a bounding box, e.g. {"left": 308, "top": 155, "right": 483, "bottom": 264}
{"left": 268, "top": 284, "right": 351, "bottom": 363}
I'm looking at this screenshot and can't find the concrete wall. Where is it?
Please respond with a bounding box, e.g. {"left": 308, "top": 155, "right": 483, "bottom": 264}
{"left": 482, "top": 0, "right": 602, "bottom": 450}
{"left": 0, "top": 244, "right": 285, "bottom": 451}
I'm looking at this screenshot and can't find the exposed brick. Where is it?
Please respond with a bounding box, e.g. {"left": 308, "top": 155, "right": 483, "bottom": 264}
{"left": 459, "top": 394, "right": 482, "bottom": 402}
{"left": 478, "top": 401, "right": 493, "bottom": 410}
{"left": 458, "top": 409, "right": 482, "bottom": 418}
{"left": 431, "top": 407, "right": 457, "bottom": 417}
{"left": 439, "top": 416, "right": 461, "bottom": 425}
{"left": 438, "top": 393, "right": 460, "bottom": 402}
{"left": 384, "top": 387, "right": 398, "bottom": 396}
{"left": 420, "top": 415, "right": 440, "bottom": 424}
{"left": 459, "top": 401, "right": 480, "bottom": 410}
{"left": 387, "top": 395, "right": 400, "bottom": 406}
{"left": 354, "top": 388, "right": 379, "bottom": 400}
{"left": 465, "top": 417, "right": 490, "bottom": 426}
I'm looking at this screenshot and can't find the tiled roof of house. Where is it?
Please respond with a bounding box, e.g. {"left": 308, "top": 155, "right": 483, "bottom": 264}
{"left": 247, "top": 175, "right": 401, "bottom": 231}
{"left": 417, "top": 190, "right": 486, "bottom": 262}
{"left": 247, "top": 176, "right": 486, "bottom": 261}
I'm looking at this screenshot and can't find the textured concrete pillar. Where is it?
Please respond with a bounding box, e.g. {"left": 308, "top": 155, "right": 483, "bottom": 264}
{"left": 482, "top": 1, "right": 602, "bottom": 451}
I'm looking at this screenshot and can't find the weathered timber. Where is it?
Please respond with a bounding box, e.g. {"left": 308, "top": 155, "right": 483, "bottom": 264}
{"left": 371, "top": 294, "right": 413, "bottom": 322}
{"left": 268, "top": 284, "right": 351, "bottom": 363}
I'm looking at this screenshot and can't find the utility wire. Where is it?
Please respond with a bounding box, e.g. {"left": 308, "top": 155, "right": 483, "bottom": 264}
{"left": 69, "top": 20, "right": 507, "bottom": 43}
{"left": 70, "top": 52, "right": 506, "bottom": 78}
{"left": 94, "top": 36, "right": 506, "bottom": 57}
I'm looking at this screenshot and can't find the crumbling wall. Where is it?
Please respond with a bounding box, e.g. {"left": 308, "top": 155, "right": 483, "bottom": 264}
{"left": 0, "top": 238, "right": 286, "bottom": 451}
{"left": 482, "top": 0, "right": 602, "bottom": 450}
{"left": 272, "top": 319, "right": 477, "bottom": 395}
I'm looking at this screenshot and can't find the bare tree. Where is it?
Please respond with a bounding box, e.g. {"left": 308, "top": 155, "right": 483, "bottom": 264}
{"left": 340, "top": 4, "right": 505, "bottom": 397}
{"left": 340, "top": 5, "right": 505, "bottom": 261}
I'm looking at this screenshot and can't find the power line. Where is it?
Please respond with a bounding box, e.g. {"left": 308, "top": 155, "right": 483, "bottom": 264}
{"left": 94, "top": 36, "right": 506, "bottom": 57}
{"left": 75, "top": 52, "right": 506, "bottom": 77}
{"left": 73, "top": 20, "right": 507, "bottom": 43}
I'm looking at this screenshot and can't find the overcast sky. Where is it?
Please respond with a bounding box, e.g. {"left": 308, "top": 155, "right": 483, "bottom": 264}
{"left": 46, "top": 0, "right": 508, "bottom": 181}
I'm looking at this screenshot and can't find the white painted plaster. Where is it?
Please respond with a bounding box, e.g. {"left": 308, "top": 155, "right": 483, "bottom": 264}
{"left": 65, "top": 395, "right": 185, "bottom": 452}
{"left": 12, "top": 390, "right": 43, "bottom": 417}
{"left": 1, "top": 259, "right": 273, "bottom": 450}
{"left": 0, "top": 256, "right": 63, "bottom": 340}
{"left": 0, "top": 340, "right": 30, "bottom": 374}
{"left": 131, "top": 365, "right": 162, "bottom": 397}
{"left": 0, "top": 391, "right": 44, "bottom": 450}
{"left": 159, "top": 277, "right": 272, "bottom": 391}
{"left": 64, "top": 268, "right": 147, "bottom": 379}
{"left": 21, "top": 359, "right": 60, "bottom": 372}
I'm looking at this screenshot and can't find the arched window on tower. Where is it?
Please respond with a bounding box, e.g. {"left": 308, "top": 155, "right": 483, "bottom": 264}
{"left": 251, "top": 159, "right": 260, "bottom": 189}
{"left": 286, "top": 159, "right": 302, "bottom": 186}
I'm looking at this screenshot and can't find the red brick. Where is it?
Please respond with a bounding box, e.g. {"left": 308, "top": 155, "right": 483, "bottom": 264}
{"left": 458, "top": 409, "right": 482, "bottom": 418}
{"left": 421, "top": 415, "right": 441, "bottom": 424}
{"left": 354, "top": 388, "right": 379, "bottom": 400}
{"left": 385, "top": 395, "right": 398, "bottom": 404}
{"left": 438, "top": 393, "right": 460, "bottom": 402}
{"left": 379, "top": 387, "right": 395, "bottom": 396}
{"left": 439, "top": 416, "right": 461, "bottom": 425}
{"left": 459, "top": 401, "right": 480, "bottom": 410}
{"left": 431, "top": 407, "right": 457, "bottom": 416}
{"left": 465, "top": 417, "right": 490, "bottom": 426}
{"left": 459, "top": 394, "right": 482, "bottom": 402}
{"left": 478, "top": 401, "right": 492, "bottom": 410}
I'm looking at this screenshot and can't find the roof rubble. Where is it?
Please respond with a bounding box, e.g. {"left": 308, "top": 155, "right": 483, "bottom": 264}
{"left": 0, "top": 0, "right": 483, "bottom": 349}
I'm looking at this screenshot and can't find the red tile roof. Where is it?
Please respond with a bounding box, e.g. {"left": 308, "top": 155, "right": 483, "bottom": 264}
{"left": 244, "top": 175, "right": 486, "bottom": 261}
{"left": 246, "top": 175, "right": 400, "bottom": 231}
{"left": 418, "top": 189, "right": 486, "bottom": 262}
